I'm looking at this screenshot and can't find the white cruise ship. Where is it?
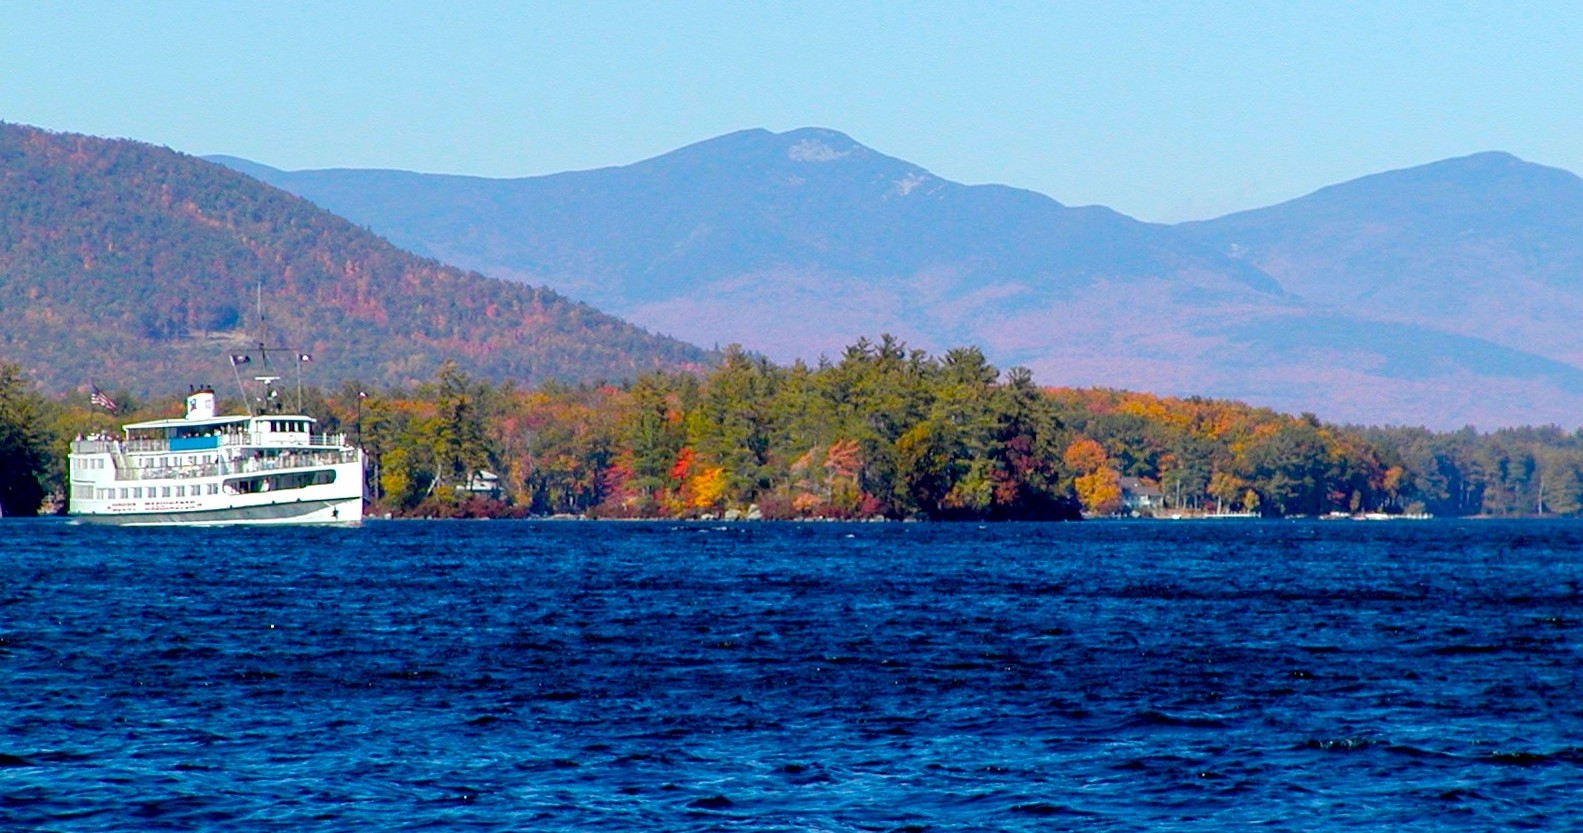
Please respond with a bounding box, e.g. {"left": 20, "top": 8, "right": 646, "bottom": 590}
{"left": 67, "top": 385, "right": 364, "bottom": 526}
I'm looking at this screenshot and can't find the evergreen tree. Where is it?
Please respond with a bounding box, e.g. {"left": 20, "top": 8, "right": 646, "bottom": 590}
{"left": 0, "top": 364, "right": 55, "bottom": 516}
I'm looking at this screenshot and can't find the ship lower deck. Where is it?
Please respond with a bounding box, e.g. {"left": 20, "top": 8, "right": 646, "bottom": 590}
{"left": 71, "top": 494, "right": 363, "bottom": 526}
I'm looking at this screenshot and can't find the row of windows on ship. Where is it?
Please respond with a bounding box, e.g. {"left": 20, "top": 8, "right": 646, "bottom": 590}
{"left": 92, "top": 483, "right": 224, "bottom": 500}
{"left": 74, "top": 453, "right": 228, "bottom": 471}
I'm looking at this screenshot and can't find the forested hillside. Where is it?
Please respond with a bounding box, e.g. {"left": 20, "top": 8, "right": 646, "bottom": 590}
{"left": 0, "top": 123, "right": 711, "bottom": 400}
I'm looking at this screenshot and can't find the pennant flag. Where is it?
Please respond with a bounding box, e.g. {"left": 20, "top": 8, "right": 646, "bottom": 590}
{"left": 90, "top": 384, "right": 118, "bottom": 413}
{"left": 230, "top": 354, "right": 251, "bottom": 366}
{"left": 298, "top": 353, "right": 312, "bottom": 363}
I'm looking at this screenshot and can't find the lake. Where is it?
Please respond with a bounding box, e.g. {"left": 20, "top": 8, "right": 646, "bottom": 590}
{"left": 3, "top": 518, "right": 1580, "bottom": 830}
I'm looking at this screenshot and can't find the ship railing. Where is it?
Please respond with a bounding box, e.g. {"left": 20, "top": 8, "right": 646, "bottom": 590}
{"left": 234, "top": 449, "right": 360, "bottom": 474}
{"left": 76, "top": 433, "right": 354, "bottom": 456}
{"left": 101, "top": 447, "right": 360, "bottom": 482}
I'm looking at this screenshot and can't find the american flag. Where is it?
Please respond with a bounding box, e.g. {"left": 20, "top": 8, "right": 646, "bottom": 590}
{"left": 90, "top": 385, "right": 118, "bottom": 412}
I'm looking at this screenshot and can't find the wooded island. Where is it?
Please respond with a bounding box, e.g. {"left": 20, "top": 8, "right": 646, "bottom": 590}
{"left": 3, "top": 337, "right": 1578, "bottom": 520}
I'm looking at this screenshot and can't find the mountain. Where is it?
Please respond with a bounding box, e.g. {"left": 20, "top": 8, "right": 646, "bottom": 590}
{"left": 208, "top": 131, "right": 1583, "bottom": 428}
{"left": 210, "top": 128, "right": 1287, "bottom": 355}
{"left": 0, "top": 123, "right": 711, "bottom": 400}
{"left": 1180, "top": 151, "right": 1583, "bottom": 366}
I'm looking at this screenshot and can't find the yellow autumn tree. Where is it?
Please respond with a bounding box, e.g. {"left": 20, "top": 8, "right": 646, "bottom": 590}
{"left": 1074, "top": 467, "right": 1123, "bottom": 515}
{"left": 688, "top": 465, "right": 728, "bottom": 512}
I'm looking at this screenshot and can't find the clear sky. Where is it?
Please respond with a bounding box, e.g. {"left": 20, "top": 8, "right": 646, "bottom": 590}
{"left": 4, "top": 1, "right": 1581, "bottom": 221}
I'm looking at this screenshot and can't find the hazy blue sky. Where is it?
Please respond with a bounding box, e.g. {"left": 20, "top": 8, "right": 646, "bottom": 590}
{"left": 4, "top": 2, "right": 1580, "bottom": 221}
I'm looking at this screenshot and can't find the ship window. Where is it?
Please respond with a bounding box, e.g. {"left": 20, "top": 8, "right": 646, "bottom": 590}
{"left": 126, "top": 488, "right": 135, "bottom": 499}
{"left": 209, "top": 483, "right": 219, "bottom": 495}
{"left": 162, "top": 486, "right": 172, "bottom": 498}
{"left": 175, "top": 485, "right": 186, "bottom": 497}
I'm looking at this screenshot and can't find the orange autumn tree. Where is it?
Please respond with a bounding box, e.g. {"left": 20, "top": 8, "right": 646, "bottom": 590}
{"left": 1064, "top": 436, "right": 1122, "bottom": 515}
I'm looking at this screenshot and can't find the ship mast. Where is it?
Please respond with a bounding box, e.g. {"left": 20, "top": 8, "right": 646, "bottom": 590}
{"left": 229, "top": 279, "right": 310, "bottom": 413}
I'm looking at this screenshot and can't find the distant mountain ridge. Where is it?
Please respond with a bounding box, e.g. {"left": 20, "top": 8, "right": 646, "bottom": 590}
{"left": 0, "top": 123, "right": 712, "bottom": 399}
{"left": 1180, "top": 151, "right": 1583, "bottom": 366}
{"left": 207, "top": 130, "right": 1583, "bottom": 428}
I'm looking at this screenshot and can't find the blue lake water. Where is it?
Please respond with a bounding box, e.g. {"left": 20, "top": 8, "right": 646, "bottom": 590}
{"left": 3, "top": 518, "right": 1581, "bottom": 830}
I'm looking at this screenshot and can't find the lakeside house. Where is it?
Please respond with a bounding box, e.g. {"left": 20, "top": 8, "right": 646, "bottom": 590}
{"left": 1119, "top": 476, "right": 1164, "bottom": 514}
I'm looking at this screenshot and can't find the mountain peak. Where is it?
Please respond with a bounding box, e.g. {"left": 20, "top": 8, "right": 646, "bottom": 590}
{"left": 785, "top": 131, "right": 861, "bottom": 163}
{"left": 654, "top": 127, "right": 875, "bottom": 169}
{"left": 1441, "top": 149, "right": 1523, "bottom": 167}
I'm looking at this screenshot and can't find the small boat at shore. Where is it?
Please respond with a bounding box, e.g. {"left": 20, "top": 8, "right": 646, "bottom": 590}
{"left": 66, "top": 384, "right": 363, "bottom": 526}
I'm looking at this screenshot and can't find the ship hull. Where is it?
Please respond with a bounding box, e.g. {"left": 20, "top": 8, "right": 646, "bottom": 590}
{"left": 72, "top": 495, "right": 363, "bottom": 527}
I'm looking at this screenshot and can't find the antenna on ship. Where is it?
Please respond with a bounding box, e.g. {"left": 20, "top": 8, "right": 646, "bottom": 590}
{"left": 226, "top": 280, "right": 272, "bottom": 416}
